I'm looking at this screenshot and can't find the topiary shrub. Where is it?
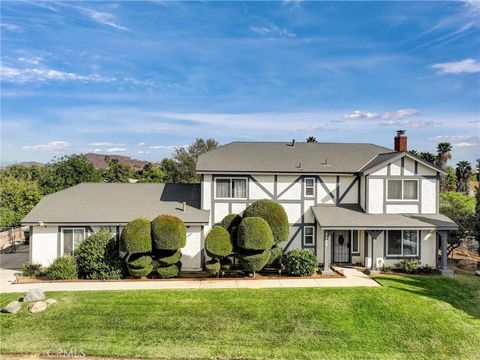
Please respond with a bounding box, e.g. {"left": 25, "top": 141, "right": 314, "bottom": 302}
{"left": 128, "top": 255, "right": 152, "bottom": 269}
{"left": 151, "top": 215, "right": 186, "bottom": 250}
{"left": 156, "top": 250, "right": 182, "bottom": 266}
{"left": 120, "top": 217, "right": 151, "bottom": 254}
{"left": 238, "top": 250, "right": 271, "bottom": 273}
{"left": 220, "top": 214, "right": 242, "bottom": 243}
{"left": 205, "top": 259, "right": 221, "bottom": 277}
{"left": 128, "top": 263, "right": 153, "bottom": 278}
{"left": 205, "top": 226, "right": 233, "bottom": 258}
{"left": 265, "top": 245, "right": 283, "bottom": 268}
{"left": 243, "top": 199, "right": 289, "bottom": 244}
{"left": 75, "top": 230, "right": 125, "bottom": 280}
{"left": 237, "top": 217, "right": 274, "bottom": 251}
{"left": 157, "top": 262, "right": 181, "bottom": 278}
{"left": 22, "top": 262, "right": 44, "bottom": 277}
{"left": 46, "top": 255, "right": 78, "bottom": 280}
{"left": 220, "top": 257, "right": 233, "bottom": 271}
{"left": 282, "top": 249, "right": 317, "bottom": 276}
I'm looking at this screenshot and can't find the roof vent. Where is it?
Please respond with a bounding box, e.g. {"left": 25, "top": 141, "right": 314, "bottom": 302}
{"left": 291, "top": 139, "right": 296, "bottom": 147}
{"left": 297, "top": 162, "right": 302, "bottom": 169}
{"left": 182, "top": 202, "right": 187, "bottom": 212}
{"left": 321, "top": 158, "right": 331, "bottom": 167}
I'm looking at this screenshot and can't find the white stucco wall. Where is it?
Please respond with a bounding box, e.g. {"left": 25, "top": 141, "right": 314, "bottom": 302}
{"left": 421, "top": 178, "right": 437, "bottom": 213}
{"left": 181, "top": 226, "right": 203, "bottom": 271}
{"left": 339, "top": 176, "right": 358, "bottom": 204}
{"left": 317, "top": 175, "right": 336, "bottom": 204}
{"left": 368, "top": 178, "right": 384, "bottom": 213}
{"left": 30, "top": 226, "right": 58, "bottom": 266}
{"left": 386, "top": 204, "right": 419, "bottom": 214}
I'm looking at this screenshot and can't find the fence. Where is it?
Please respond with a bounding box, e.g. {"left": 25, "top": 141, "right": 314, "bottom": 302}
{"left": 0, "top": 226, "right": 28, "bottom": 251}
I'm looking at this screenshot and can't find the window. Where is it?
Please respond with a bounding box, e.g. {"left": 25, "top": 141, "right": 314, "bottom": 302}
{"left": 62, "top": 228, "right": 85, "bottom": 255}
{"left": 387, "top": 179, "right": 418, "bottom": 200}
{"left": 215, "top": 178, "right": 247, "bottom": 199}
{"left": 386, "top": 230, "right": 418, "bottom": 257}
{"left": 351, "top": 230, "right": 359, "bottom": 254}
{"left": 304, "top": 226, "right": 315, "bottom": 245}
{"left": 304, "top": 177, "right": 315, "bottom": 197}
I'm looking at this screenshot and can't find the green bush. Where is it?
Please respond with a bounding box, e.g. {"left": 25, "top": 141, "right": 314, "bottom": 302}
{"left": 220, "top": 257, "right": 232, "bottom": 271}
{"left": 128, "top": 263, "right": 153, "bottom": 278}
{"left": 75, "top": 230, "right": 124, "bottom": 280}
{"left": 46, "top": 255, "right": 78, "bottom": 280}
{"left": 156, "top": 249, "right": 182, "bottom": 266}
{"left": 151, "top": 215, "right": 186, "bottom": 250}
{"left": 237, "top": 217, "right": 274, "bottom": 251}
{"left": 238, "top": 249, "right": 271, "bottom": 273}
{"left": 128, "top": 255, "right": 152, "bottom": 269}
{"left": 265, "top": 246, "right": 283, "bottom": 268}
{"left": 396, "top": 259, "right": 419, "bottom": 274}
{"left": 380, "top": 263, "right": 392, "bottom": 273}
{"left": 220, "top": 214, "right": 242, "bottom": 242}
{"left": 205, "top": 226, "right": 233, "bottom": 258}
{"left": 243, "top": 200, "right": 289, "bottom": 244}
{"left": 205, "top": 259, "right": 221, "bottom": 276}
{"left": 120, "top": 217, "right": 152, "bottom": 254}
{"left": 157, "top": 262, "right": 181, "bottom": 278}
{"left": 282, "top": 249, "right": 317, "bottom": 276}
{"left": 22, "top": 262, "right": 43, "bottom": 277}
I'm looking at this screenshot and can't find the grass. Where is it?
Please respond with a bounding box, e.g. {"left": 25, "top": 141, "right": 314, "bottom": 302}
{"left": 1, "top": 275, "right": 479, "bottom": 359}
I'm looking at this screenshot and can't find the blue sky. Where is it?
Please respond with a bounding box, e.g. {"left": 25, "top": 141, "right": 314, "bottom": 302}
{"left": 1, "top": 1, "right": 479, "bottom": 165}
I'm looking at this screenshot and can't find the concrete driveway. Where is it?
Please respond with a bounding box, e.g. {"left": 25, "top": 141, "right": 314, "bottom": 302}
{"left": 0, "top": 243, "right": 28, "bottom": 292}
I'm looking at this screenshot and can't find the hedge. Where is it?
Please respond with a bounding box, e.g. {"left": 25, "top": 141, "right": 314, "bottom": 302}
{"left": 46, "top": 255, "right": 78, "bottom": 280}
{"left": 237, "top": 217, "right": 274, "bottom": 251}
{"left": 151, "top": 215, "right": 186, "bottom": 250}
{"left": 265, "top": 245, "right": 283, "bottom": 268}
{"left": 205, "top": 226, "right": 233, "bottom": 258}
{"left": 156, "top": 249, "right": 182, "bottom": 266}
{"left": 220, "top": 214, "right": 242, "bottom": 240}
{"left": 238, "top": 250, "right": 271, "bottom": 273}
{"left": 128, "top": 255, "right": 152, "bottom": 270}
{"left": 243, "top": 199, "right": 289, "bottom": 244}
{"left": 282, "top": 249, "right": 317, "bottom": 276}
{"left": 157, "top": 262, "right": 181, "bottom": 278}
{"left": 120, "top": 217, "right": 152, "bottom": 254}
{"left": 205, "top": 259, "right": 221, "bottom": 276}
{"left": 128, "top": 263, "right": 153, "bottom": 278}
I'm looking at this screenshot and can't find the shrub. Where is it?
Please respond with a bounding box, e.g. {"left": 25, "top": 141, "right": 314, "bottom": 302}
{"left": 265, "top": 245, "right": 283, "bottom": 268}
{"left": 220, "top": 214, "right": 242, "bottom": 242}
{"left": 128, "top": 263, "right": 153, "bottom": 278}
{"left": 205, "top": 259, "right": 221, "bottom": 276}
{"left": 418, "top": 264, "right": 437, "bottom": 274}
{"left": 46, "top": 255, "right": 78, "bottom": 280}
{"left": 75, "top": 230, "right": 124, "bottom": 280}
{"left": 396, "top": 258, "right": 419, "bottom": 274}
{"left": 156, "top": 250, "right": 182, "bottom": 266}
{"left": 128, "top": 255, "right": 152, "bottom": 269}
{"left": 238, "top": 249, "right": 271, "bottom": 273}
{"left": 157, "top": 262, "right": 181, "bottom": 278}
{"left": 237, "top": 217, "right": 274, "bottom": 251}
{"left": 120, "top": 217, "right": 152, "bottom": 254}
{"left": 243, "top": 199, "right": 289, "bottom": 244}
{"left": 282, "top": 249, "right": 317, "bottom": 276}
{"left": 220, "top": 257, "right": 232, "bottom": 271}
{"left": 380, "top": 263, "right": 392, "bottom": 273}
{"left": 151, "top": 215, "right": 186, "bottom": 250}
{"left": 22, "top": 262, "right": 43, "bottom": 277}
{"left": 205, "top": 226, "right": 233, "bottom": 258}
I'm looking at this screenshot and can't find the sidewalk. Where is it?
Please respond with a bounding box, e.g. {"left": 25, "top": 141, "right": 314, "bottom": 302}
{"left": 0, "top": 267, "right": 379, "bottom": 293}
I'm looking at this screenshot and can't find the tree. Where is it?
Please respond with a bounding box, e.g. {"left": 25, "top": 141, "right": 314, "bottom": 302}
{"left": 0, "top": 177, "right": 43, "bottom": 228}
{"left": 102, "top": 157, "right": 134, "bottom": 183}
{"left": 159, "top": 158, "right": 179, "bottom": 183}
{"left": 476, "top": 159, "right": 480, "bottom": 182}
{"left": 456, "top": 161, "right": 472, "bottom": 194}
{"left": 138, "top": 162, "right": 165, "bottom": 183}
{"left": 409, "top": 150, "right": 437, "bottom": 165}
{"left": 474, "top": 187, "right": 480, "bottom": 255}
{"left": 171, "top": 138, "right": 219, "bottom": 183}
{"left": 437, "top": 142, "right": 452, "bottom": 192}
{"left": 306, "top": 136, "right": 317, "bottom": 143}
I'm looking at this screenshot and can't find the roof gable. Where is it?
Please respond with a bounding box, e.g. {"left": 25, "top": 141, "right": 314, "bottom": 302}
{"left": 360, "top": 152, "right": 444, "bottom": 175}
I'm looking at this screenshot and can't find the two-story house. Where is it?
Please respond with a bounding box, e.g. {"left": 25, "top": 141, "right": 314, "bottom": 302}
{"left": 23, "top": 131, "right": 457, "bottom": 275}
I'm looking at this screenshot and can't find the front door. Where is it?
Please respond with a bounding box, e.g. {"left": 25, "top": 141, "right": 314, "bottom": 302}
{"left": 333, "top": 230, "right": 351, "bottom": 263}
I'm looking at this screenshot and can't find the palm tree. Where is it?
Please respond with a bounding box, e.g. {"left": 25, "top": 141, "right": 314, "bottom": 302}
{"left": 456, "top": 161, "right": 472, "bottom": 194}
{"left": 476, "top": 158, "right": 480, "bottom": 182}
{"left": 306, "top": 136, "right": 317, "bottom": 143}
{"left": 437, "top": 142, "right": 452, "bottom": 192}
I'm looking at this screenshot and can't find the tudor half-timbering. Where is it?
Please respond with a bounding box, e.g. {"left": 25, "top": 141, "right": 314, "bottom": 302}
{"left": 23, "top": 131, "right": 457, "bottom": 275}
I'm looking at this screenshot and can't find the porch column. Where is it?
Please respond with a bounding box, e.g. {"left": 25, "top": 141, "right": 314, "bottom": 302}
{"left": 438, "top": 230, "right": 454, "bottom": 276}
{"left": 323, "top": 231, "right": 333, "bottom": 274}
{"left": 365, "top": 230, "right": 382, "bottom": 271}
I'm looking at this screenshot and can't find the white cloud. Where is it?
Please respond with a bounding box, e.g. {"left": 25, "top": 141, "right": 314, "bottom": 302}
{"left": 137, "top": 142, "right": 145, "bottom": 146}
{"left": 382, "top": 108, "right": 420, "bottom": 120}
{"left": 60, "top": 4, "right": 129, "bottom": 31}
{"left": 23, "top": 141, "right": 70, "bottom": 150}
{"left": 381, "top": 119, "right": 435, "bottom": 128}
{"left": 106, "top": 148, "right": 127, "bottom": 153}
{"left": 250, "top": 24, "right": 296, "bottom": 38}
{"left": 431, "top": 58, "right": 480, "bottom": 74}
{"left": 88, "top": 142, "right": 124, "bottom": 146}
{"left": 137, "top": 150, "right": 149, "bottom": 154}
{"left": 0, "top": 23, "right": 22, "bottom": 32}
{"left": 455, "top": 142, "right": 477, "bottom": 148}
{"left": 148, "top": 145, "right": 183, "bottom": 150}
{"left": 430, "top": 135, "right": 474, "bottom": 142}
{"left": 343, "top": 108, "right": 420, "bottom": 121}
{"left": 342, "top": 110, "right": 379, "bottom": 120}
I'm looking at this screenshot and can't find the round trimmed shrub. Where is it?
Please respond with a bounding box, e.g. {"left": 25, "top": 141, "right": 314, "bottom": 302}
{"left": 46, "top": 255, "right": 78, "bottom": 280}
{"left": 157, "top": 262, "right": 181, "bottom": 278}
{"left": 220, "top": 214, "right": 242, "bottom": 241}
{"left": 205, "top": 226, "right": 233, "bottom": 258}
{"left": 266, "top": 245, "right": 283, "bottom": 268}
{"left": 156, "top": 250, "right": 182, "bottom": 266}
{"left": 205, "top": 259, "right": 221, "bottom": 276}
{"left": 120, "top": 217, "right": 151, "bottom": 254}
{"left": 128, "top": 263, "right": 153, "bottom": 278}
{"left": 151, "top": 215, "right": 186, "bottom": 250}
{"left": 243, "top": 199, "right": 289, "bottom": 244}
{"left": 238, "top": 250, "right": 271, "bottom": 273}
{"left": 128, "top": 255, "right": 152, "bottom": 269}
{"left": 282, "top": 249, "right": 317, "bottom": 276}
{"left": 75, "top": 230, "right": 124, "bottom": 280}
{"left": 237, "top": 217, "right": 274, "bottom": 251}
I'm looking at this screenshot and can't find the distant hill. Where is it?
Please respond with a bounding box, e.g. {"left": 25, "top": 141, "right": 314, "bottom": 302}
{"left": 83, "top": 153, "right": 148, "bottom": 171}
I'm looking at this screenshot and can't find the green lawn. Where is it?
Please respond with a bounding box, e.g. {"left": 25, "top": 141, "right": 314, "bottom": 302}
{"left": 1, "top": 275, "right": 479, "bottom": 359}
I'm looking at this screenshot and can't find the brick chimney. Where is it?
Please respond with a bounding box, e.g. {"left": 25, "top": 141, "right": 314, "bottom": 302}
{"left": 394, "top": 130, "right": 407, "bottom": 152}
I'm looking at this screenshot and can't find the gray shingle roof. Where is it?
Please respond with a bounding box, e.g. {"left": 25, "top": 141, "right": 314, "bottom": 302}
{"left": 197, "top": 142, "right": 393, "bottom": 173}
{"left": 312, "top": 205, "right": 457, "bottom": 230}
{"left": 22, "top": 183, "right": 210, "bottom": 225}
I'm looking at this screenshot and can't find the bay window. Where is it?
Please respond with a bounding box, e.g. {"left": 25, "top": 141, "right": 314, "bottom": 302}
{"left": 386, "top": 230, "right": 418, "bottom": 257}
{"left": 215, "top": 178, "right": 247, "bottom": 199}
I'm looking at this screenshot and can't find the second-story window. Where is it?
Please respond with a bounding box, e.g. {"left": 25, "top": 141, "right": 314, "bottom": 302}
{"left": 387, "top": 179, "right": 418, "bottom": 200}
{"left": 216, "top": 178, "right": 247, "bottom": 199}
{"left": 304, "top": 177, "right": 315, "bottom": 197}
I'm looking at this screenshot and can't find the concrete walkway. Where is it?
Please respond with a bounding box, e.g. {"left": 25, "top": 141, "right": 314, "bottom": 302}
{"left": 0, "top": 267, "right": 379, "bottom": 293}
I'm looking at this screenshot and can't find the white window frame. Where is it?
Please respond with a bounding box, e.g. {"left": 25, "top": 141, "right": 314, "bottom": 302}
{"left": 303, "top": 226, "right": 315, "bottom": 246}
{"left": 351, "top": 230, "right": 359, "bottom": 254}
{"left": 386, "top": 179, "right": 419, "bottom": 201}
{"left": 214, "top": 177, "right": 248, "bottom": 199}
{"left": 386, "top": 230, "right": 419, "bottom": 257}
{"left": 304, "top": 177, "right": 315, "bottom": 197}
{"left": 61, "top": 228, "right": 86, "bottom": 255}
